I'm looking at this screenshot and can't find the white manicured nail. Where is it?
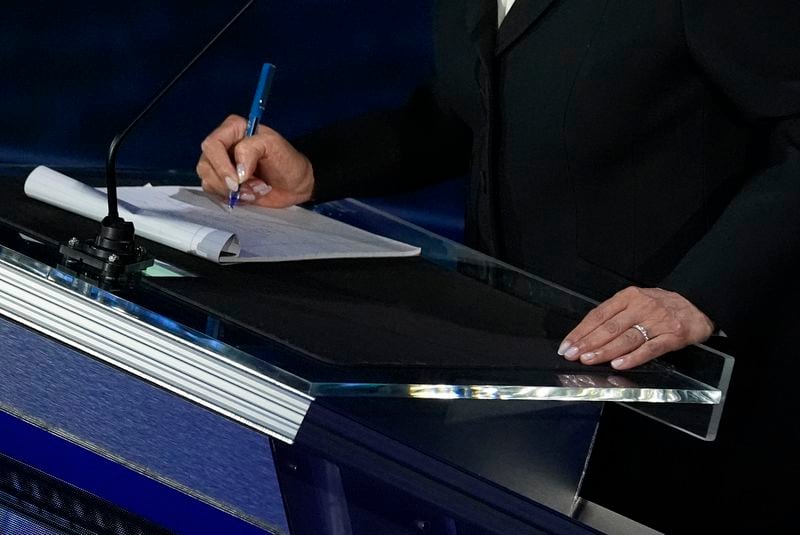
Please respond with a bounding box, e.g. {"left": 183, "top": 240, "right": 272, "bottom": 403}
{"left": 240, "top": 193, "right": 255, "bottom": 202}
{"left": 611, "top": 357, "right": 626, "bottom": 369}
{"left": 225, "top": 176, "right": 237, "bottom": 192}
{"left": 236, "top": 163, "right": 246, "bottom": 183}
{"left": 252, "top": 181, "right": 272, "bottom": 196}
{"left": 581, "top": 352, "right": 597, "bottom": 362}
{"left": 557, "top": 340, "right": 572, "bottom": 356}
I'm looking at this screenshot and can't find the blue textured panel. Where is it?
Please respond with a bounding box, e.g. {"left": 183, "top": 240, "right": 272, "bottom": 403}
{"left": 0, "top": 316, "right": 289, "bottom": 534}
{"left": 1, "top": 412, "right": 272, "bottom": 535}
{"left": 0, "top": 507, "right": 58, "bottom": 535}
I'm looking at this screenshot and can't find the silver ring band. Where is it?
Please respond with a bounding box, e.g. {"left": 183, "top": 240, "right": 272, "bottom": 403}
{"left": 632, "top": 324, "right": 650, "bottom": 342}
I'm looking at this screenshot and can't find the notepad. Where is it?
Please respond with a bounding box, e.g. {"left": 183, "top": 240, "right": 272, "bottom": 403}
{"left": 24, "top": 166, "right": 421, "bottom": 263}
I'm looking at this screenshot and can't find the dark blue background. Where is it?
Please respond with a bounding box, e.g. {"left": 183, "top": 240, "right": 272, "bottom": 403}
{"left": 1, "top": 1, "right": 431, "bottom": 166}
{"left": 0, "top": 1, "right": 466, "bottom": 241}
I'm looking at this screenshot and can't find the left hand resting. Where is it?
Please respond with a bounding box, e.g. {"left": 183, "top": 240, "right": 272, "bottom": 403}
{"left": 558, "top": 287, "right": 715, "bottom": 370}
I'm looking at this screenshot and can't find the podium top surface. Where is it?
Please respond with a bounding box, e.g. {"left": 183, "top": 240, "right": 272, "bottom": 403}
{"left": 0, "top": 165, "right": 733, "bottom": 440}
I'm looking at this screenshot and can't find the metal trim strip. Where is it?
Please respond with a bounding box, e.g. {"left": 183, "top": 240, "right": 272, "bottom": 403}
{"left": 0, "top": 257, "right": 312, "bottom": 444}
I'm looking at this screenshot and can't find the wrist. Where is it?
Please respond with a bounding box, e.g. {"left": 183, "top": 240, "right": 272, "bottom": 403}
{"left": 300, "top": 157, "right": 317, "bottom": 202}
{"left": 301, "top": 157, "right": 315, "bottom": 200}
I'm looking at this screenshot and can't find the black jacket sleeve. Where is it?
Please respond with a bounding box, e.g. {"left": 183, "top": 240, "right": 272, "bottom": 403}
{"left": 292, "top": 84, "right": 472, "bottom": 203}
{"left": 661, "top": 0, "right": 800, "bottom": 334}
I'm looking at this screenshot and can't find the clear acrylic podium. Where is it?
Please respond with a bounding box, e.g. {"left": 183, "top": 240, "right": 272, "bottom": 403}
{"left": 0, "top": 166, "right": 732, "bottom": 534}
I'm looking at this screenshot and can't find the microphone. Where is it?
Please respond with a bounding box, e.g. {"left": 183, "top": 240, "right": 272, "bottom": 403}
{"left": 60, "top": 0, "right": 256, "bottom": 290}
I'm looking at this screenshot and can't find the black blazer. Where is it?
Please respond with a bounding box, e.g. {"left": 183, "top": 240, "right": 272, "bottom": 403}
{"left": 299, "top": 0, "right": 800, "bottom": 336}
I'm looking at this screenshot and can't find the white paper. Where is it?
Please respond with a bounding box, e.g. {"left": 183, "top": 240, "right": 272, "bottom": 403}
{"left": 24, "top": 166, "right": 421, "bottom": 263}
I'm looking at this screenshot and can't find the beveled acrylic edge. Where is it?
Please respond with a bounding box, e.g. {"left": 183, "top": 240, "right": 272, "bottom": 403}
{"left": 308, "top": 382, "right": 721, "bottom": 404}
{"left": 0, "top": 245, "right": 313, "bottom": 444}
{"left": 624, "top": 341, "right": 736, "bottom": 440}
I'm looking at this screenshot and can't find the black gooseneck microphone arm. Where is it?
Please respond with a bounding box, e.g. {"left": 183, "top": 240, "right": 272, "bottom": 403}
{"left": 62, "top": 0, "right": 256, "bottom": 289}
{"left": 105, "top": 0, "right": 255, "bottom": 221}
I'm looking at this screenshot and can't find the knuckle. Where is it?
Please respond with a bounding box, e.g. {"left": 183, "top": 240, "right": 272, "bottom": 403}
{"left": 618, "top": 286, "right": 641, "bottom": 300}
{"left": 655, "top": 309, "right": 672, "bottom": 323}
{"left": 261, "top": 124, "right": 278, "bottom": 138}
{"left": 233, "top": 142, "right": 249, "bottom": 161}
{"left": 224, "top": 113, "right": 242, "bottom": 125}
{"left": 587, "top": 307, "right": 605, "bottom": 323}
{"left": 603, "top": 320, "right": 621, "bottom": 335}
{"left": 661, "top": 288, "right": 679, "bottom": 300}
{"left": 673, "top": 322, "right": 687, "bottom": 338}
{"left": 643, "top": 295, "right": 659, "bottom": 309}
{"left": 200, "top": 136, "right": 215, "bottom": 153}
{"left": 261, "top": 130, "right": 281, "bottom": 148}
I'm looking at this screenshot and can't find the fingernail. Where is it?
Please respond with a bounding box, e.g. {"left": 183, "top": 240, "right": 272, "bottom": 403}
{"left": 611, "top": 357, "right": 626, "bottom": 369}
{"left": 557, "top": 340, "right": 572, "bottom": 356}
{"left": 580, "top": 352, "right": 597, "bottom": 362}
{"left": 236, "top": 163, "right": 246, "bottom": 183}
{"left": 225, "top": 176, "right": 237, "bottom": 192}
{"left": 239, "top": 193, "right": 255, "bottom": 202}
{"left": 251, "top": 180, "right": 272, "bottom": 196}
{"left": 564, "top": 346, "right": 580, "bottom": 359}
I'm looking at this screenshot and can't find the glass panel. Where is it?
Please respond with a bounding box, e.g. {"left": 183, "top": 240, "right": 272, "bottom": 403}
{"left": 0, "top": 165, "right": 733, "bottom": 440}
{"left": 315, "top": 199, "right": 735, "bottom": 440}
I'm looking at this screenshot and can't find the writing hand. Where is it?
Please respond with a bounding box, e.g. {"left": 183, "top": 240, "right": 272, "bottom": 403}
{"left": 196, "top": 114, "right": 314, "bottom": 208}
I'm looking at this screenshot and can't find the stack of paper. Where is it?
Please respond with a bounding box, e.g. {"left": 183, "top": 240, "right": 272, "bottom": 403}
{"left": 24, "top": 166, "right": 421, "bottom": 263}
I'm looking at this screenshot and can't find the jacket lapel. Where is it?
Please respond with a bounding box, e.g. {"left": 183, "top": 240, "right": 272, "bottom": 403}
{"left": 496, "top": 0, "right": 559, "bottom": 55}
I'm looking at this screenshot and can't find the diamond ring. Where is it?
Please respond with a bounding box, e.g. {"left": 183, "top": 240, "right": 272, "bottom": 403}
{"left": 632, "top": 324, "right": 650, "bottom": 342}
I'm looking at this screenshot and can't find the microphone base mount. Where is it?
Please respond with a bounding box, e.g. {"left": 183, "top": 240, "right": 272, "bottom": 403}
{"left": 59, "top": 217, "right": 154, "bottom": 291}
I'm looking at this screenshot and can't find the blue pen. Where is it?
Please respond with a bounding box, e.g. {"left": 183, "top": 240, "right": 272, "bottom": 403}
{"left": 229, "top": 62, "right": 276, "bottom": 209}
